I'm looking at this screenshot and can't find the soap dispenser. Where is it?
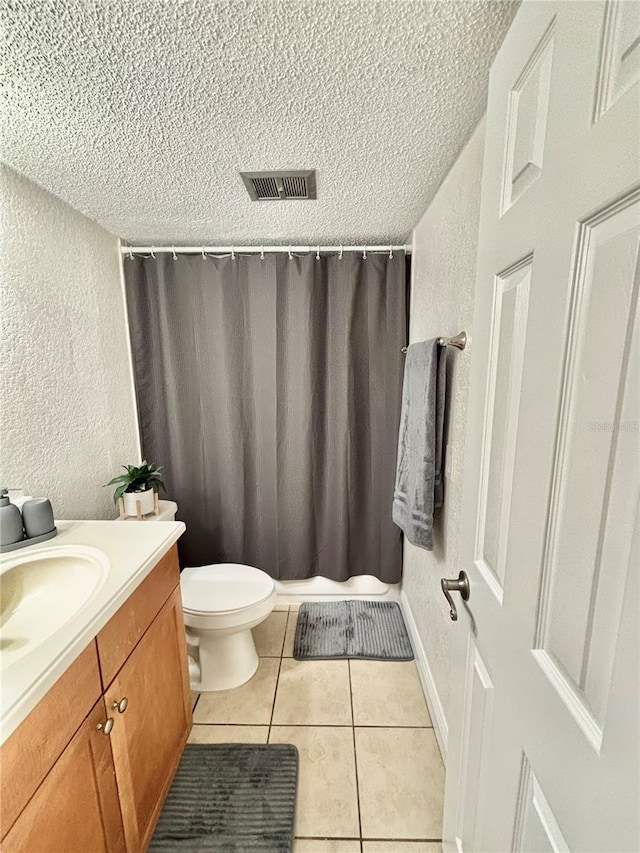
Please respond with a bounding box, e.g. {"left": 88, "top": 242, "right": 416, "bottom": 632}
{"left": 0, "top": 488, "right": 25, "bottom": 547}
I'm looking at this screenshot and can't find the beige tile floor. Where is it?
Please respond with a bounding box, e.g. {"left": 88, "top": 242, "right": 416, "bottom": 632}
{"left": 190, "top": 606, "right": 445, "bottom": 851}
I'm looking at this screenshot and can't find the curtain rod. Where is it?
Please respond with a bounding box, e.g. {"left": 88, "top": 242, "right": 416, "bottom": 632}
{"left": 120, "top": 243, "right": 412, "bottom": 258}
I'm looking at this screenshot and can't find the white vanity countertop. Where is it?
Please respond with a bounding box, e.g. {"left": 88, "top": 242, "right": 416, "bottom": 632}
{"left": 0, "top": 518, "right": 185, "bottom": 745}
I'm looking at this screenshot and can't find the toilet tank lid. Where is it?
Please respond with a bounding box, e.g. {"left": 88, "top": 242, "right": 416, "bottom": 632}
{"left": 180, "top": 563, "right": 274, "bottom": 613}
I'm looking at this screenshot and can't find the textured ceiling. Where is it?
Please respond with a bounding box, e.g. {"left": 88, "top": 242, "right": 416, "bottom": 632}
{"left": 1, "top": 0, "right": 518, "bottom": 245}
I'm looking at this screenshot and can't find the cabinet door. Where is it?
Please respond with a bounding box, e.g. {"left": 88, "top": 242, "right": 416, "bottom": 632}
{"left": 106, "top": 586, "right": 191, "bottom": 852}
{"left": 97, "top": 546, "right": 180, "bottom": 687}
{"left": 2, "top": 699, "right": 126, "bottom": 853}
{"left": 0, "top": 641, "right": 102, "bottom": 835}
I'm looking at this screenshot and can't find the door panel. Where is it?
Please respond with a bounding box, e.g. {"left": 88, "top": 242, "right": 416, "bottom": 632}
{"left": 512, "top": 756, "right": 570, "bottom": 853}
{"left": 477, "top": 255, "right": 532, "bottom": 597}
{"left": 534, "top": 193, "right": 640, "bottom": 746}
{"left": 501, "top": 20, "right": 554, "bottom": 213}
{"left": 594, "top": 0, "right": 640, "bottom": 120}
{"left": 444, "top": 2, "right": 640, "bottom": 851}
{"left": 454, "top": 639, "right": 495, "bottom": 852}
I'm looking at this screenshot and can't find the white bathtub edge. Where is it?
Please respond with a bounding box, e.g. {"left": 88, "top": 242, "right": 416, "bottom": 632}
{"left": 275, "top": 574, "right": 400, "bottom": 604}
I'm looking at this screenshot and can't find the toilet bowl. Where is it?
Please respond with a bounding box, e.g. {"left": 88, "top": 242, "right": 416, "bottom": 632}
{"left": 115, "top": 500, "right": 274, "bottom": 691}
{"left": 180, "top": 563, "right": 276, "bottom": 691}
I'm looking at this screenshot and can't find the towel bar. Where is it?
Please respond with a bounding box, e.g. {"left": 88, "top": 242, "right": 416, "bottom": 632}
{"left": 401, "top": 330, "right": 467, "bottom": 354}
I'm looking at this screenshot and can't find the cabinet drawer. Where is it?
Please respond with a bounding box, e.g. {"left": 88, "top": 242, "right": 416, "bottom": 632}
{"left": 0, "top": 641, "right": 102, "bottom": 837}
{"left": 96, "top": 545, "right": 180, "bottom": 688}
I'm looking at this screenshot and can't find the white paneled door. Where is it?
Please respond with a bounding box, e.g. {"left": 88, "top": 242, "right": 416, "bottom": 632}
{"left": 443, "top": 2, "right": 640, "bottom": 851}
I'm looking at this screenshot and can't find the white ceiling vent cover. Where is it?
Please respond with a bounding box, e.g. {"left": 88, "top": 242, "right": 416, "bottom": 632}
{"left": 240, "top": 170, "right": 317, "bottom": 201}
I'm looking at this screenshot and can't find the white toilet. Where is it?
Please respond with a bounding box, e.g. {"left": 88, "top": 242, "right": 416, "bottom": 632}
{"left": 119, "top": 500, "right": 276, "bottom": 692}
{"left": 180, "top": 563, "right": 276, "bottom": 691}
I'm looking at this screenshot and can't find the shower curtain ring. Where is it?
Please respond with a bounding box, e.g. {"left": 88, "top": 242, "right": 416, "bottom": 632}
{"left": 128, "top": 246, "right": 134, "bottom": 261}
{"left": 201, "top": 247, "right": 206, "bottom": 259}
{"left": 339, "top": 245, "right": 343, "bottom": 259}
{"left": 172, "top": 246, "right": 177, "bottom": 260}
{"left": 288, "top": 245, "right": 293, "bottom": 260}
{"left": 231, "top": 246, "right": 236, "bottom": 260}
{"left": 260, "top": 245, "right": 264, "bottom": 260}
{"left": 316, "top": 246, "right": 320, "bottom": 260}
{"left": 389, "top": 245, "right": 393, "bottom": 259}
{"left": 150, "top": 246, "right": 156, "bottom": 259}
{"left": 363, "top": 245, "right": 367, "bottom": 259}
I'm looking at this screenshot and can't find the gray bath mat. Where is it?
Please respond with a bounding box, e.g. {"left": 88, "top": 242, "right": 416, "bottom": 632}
{"left": 149, "top": 743, "right": 298, "bottom": 852}
{"left": 294, "top": 600, "right": 414, "bottom": 661}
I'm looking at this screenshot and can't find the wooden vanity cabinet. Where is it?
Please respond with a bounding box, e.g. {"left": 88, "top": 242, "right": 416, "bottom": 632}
{"left": 96, "top": 547, "right": 181, "bottom": 687}
{"left": 2, "top": 698, "right": 126, "bottom": 853}
{"left": 105, "top": 586, "right": 191, "bottom": 851}
{"left": 0, "top": 544, "right": 191, "bottom": 852}
{"left": 0, "top": 642, "right": 103, "bottom": 834}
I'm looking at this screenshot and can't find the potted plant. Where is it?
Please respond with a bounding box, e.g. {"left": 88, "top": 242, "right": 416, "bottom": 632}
{"left": 105, "top": 461, "right": 167, "bottom": 518}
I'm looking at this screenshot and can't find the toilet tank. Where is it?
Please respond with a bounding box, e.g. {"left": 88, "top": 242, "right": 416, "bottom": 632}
{"left": 152, "top": 500, "right": 177, "bottom": 521}
{"left": 115, "top": 499, "right": 177, "bottom": 522}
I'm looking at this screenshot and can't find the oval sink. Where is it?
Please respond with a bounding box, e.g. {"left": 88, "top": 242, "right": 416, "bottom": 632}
{"left": 0, "top": 546, "right": 109, "bottom": 669}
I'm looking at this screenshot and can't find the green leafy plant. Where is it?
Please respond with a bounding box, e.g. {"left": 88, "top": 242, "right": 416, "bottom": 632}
{"left": 105, "top": 461, "right": 167, "bottom": 505}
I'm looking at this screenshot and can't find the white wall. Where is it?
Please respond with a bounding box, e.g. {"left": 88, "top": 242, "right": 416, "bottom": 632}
{"left": 401, "top": 118, "right": 485, "bottom": 754}
{"left": 0, "top": 165, "right": 140, "bottom": 519}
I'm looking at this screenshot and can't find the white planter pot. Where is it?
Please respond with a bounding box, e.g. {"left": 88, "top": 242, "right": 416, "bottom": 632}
{"left": 123, "top": 488, "right": 155, "bottom": 517}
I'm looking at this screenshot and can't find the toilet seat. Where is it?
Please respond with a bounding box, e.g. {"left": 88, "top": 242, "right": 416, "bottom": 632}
{"left": 180, "top": 562, "right": 277, "bottom": 691}
{"left": 181, "top": 563, "right": 275, "bottom": 615}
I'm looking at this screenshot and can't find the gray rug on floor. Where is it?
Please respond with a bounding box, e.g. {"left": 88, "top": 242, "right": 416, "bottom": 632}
{"left": 149, "top": 744, "right": 298, "bottom": 852}
{"left": 293, "top": 600, "right": 414, "bottom": 661}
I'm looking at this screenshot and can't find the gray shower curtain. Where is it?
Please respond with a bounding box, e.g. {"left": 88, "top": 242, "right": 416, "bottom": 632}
{"left": 125, "top": 252, "right": 407, "bottom": 582}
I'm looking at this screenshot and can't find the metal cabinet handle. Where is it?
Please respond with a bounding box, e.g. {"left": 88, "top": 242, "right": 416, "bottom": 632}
{"left": 441, "top": 571, "right": 470, "bottom": 621}
{"left": 112, "top": 697, "right": 128, "bottom": 714}
{"left": 96, "top": 717, "right": 114, "bottom": 735}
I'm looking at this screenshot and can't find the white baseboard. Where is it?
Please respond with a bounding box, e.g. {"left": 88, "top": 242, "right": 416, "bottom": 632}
{"left": 400, "top": 590, "right": 449, "bottom": 763}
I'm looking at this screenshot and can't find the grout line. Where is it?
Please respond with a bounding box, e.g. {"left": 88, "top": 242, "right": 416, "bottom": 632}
{"left": 284, "top": 606, "right": 296, "bottom": 658}
{"left": 193, "top": 617, "right": 442, "bottom": 846}
{"left": 353, "top": 724, "right": 433, "bottom": 730}
{"left": 277, "top": 609, "right": 288, "bottom": 657}
{"left": 347, "top": 660, "right": 355, "bottom": 728}
{"left": 267, "top": 643, "right": 285, "bottom": 741}
{"left": 200, "top": 721, "right": 433, "bottom": 728}
{"left": 193, "top": 610, "right": 442, "bottom": 846}
{"left": 191, "top": 722, "right": 271, "bottom": 728}
{"left": 348, "top": 659, "right": 364, "bottom": 843}
{"left": 294, "top": 837, "right": 443, "bottom": 842}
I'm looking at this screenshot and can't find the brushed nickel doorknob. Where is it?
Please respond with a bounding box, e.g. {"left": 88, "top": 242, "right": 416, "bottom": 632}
{"left": 112, "top": 697, "right": 128, "bottom": 714}
{"left": 441, "top": 571, "right": 470, "bottom": 621}
{"left": 96, "top": 717, "right": 114, "bottom": 735}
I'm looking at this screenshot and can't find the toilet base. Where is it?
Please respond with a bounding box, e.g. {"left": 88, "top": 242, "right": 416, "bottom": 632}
{"left": 189, "top": 628, "right": 260, "bottom": 692}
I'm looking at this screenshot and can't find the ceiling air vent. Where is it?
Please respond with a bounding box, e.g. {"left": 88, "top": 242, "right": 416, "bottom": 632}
{"left": 240, "top": 170, "right": 317, "bottom": 201}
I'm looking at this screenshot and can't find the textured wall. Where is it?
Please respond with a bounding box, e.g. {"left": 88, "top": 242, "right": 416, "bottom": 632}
{"left": 0, "top": 165, "right": 140, "bottom": 519}
{"left": 403, "top": 118, "right": 485, "bottom": 726}
{"left": 0, "top": 1, "right": 517, "bottom": 245}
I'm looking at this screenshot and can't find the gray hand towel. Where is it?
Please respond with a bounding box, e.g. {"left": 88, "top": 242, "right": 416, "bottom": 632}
{"left": 392, "top": 338, "right": 447, "bottom": 550}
